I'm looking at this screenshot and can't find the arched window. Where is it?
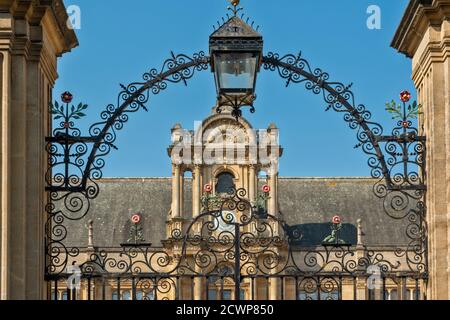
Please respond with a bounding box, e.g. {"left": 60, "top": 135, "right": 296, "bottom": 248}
{"left": 390, "top": 289, "right": 398, "bottom": 300}
{"left": 122, "top": 290, "right": 131, "bottom": 300}
{"left": 215, "top": 172, "right": 235, "bottom": 194}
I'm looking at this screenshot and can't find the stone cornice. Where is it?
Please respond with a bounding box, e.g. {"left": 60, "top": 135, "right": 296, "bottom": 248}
{"left": 0, "top": 0, "right": 78, "bottom": 56}
{"left": 48, "top": 0, "right": 78, "bottom": 55}
{"left": 391, "top": 0, "right": 450, "bottom": 58}
{"left": 412, "top": 38, "right": 450, "bottom": 83}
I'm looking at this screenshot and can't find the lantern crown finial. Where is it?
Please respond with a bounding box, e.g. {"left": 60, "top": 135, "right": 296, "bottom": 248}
{"left": 228, "top": 0, "right": 242, "bottom": 16}
{"left": 210, "top": 1, "right": 263, "bottom": 120}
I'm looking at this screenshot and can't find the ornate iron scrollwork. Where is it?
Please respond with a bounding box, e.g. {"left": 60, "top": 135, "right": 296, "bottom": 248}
{"left": 45, "top": 49, "right": 427, "bottom": 300}
{"left": 262, "top": 52, "right": 427, "bottom": 276}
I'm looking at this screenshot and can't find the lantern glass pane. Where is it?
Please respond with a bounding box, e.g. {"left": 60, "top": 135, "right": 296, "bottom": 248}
{"left": 215, "top": 52, "right": 258, "bottom": 91}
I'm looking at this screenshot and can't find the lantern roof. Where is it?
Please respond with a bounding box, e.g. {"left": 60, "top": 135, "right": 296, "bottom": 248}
{"left": 209, "top": 16, "right": 263, "bottom": 53}
{"left": 210, "top": 16, "right": 262, "bottom": 39}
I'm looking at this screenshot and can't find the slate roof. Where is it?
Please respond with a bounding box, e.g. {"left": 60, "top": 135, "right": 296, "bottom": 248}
{"left": 63, "top": 177, "right": 410, "bottom": 248}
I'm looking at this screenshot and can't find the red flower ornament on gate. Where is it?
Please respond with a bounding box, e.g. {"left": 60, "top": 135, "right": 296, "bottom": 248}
{"left": 400, "top": 90, "right": 411, "bottom": 103}
{"left": 61, "top": 91, "right": 73, "bottom": 104}
{"left": 204, "top": 184, "right": 212, "bottom": 193}
{"left": 262, "top": 185, "right": 270, "bottom": 193}
{"left": 131, "top": 213, "right": 141, "bottom": 224}
{"left": 332, "top": 215, "right": 342, "bottom": 225}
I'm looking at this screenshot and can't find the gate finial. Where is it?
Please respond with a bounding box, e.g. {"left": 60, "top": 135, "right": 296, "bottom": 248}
{"left": 357, "top": 219, "right": 364, "bottom": 246}
{"left": 87, "top": 219, "right": 94, "bottom": 249}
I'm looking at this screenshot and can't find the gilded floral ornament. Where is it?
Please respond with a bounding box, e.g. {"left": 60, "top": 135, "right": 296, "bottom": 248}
{"left": 385, "top": 90, "right": 423, "bottom": 124}
{"left": 50, "top": 92, "right": 88, "bottom": 128}
{"left": 201, "top": 184, "right": 222, "bottom": 211}
{"left": 323, "top": 215, "right": 346, "bottom": 246}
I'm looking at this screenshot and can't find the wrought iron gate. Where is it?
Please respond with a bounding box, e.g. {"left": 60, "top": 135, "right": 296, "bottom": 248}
{"left": 45, "top": 22, "right": 427, "bottom": 301}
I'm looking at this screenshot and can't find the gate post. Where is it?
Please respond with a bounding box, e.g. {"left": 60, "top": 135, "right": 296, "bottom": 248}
{"left": 392, "top": 0, "right": 449, "bottom": 299}
{"left": 0, "top": 0, "right": 77, "bottom": 300}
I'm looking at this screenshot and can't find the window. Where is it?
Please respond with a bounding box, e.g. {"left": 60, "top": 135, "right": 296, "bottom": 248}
{"left": 298, "top": 291, "right": 339, "bottom": 301}
{"left": 320, "top": 291, "right": 339, "bottom": 301}
{"left": 216, "top": 172, "right": 235, "bottom": 194}
{"left": 122, "top": 290, "right": 131, "bottom": 300}
{"left": 208, "top": 289, "right": 218, "bottom": 300}
{"left": 298, "top": 291, "right": 318, "bottom": 301}
{"left": 112, "top": 291, "right": 119, "bottom": 300}
{"left": 222, "top": 290, "right": 232, "bottom": 301}
{"left": 390, "top": 289, "right": 398, "bottom": 301}
{"left": 368, "top": 288, "right": 376, "bottom": 301}
{"left": 146, "top": 291, "right": 155, "bottom": 301}
{"left": 112, "top": 290, "right": 145, "bottom": 300}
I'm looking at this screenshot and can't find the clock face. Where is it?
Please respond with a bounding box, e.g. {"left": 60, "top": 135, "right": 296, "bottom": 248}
{"left": 214, "top": 210, "right": 236, "bottom": 233}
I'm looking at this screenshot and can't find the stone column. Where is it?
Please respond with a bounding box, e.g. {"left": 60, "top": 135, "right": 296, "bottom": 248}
{"left": 192, "top": 165, "right": 201, "bottom": 217}
{"left": 355, "top": 277, "right": 367, "bottom": 300}
{"left": 179, "top": 170, "right": 184, "bottom": 218}
{"left": 268, "top": 173, "right": 277, "bottom": 215}
{"left": 193, "top": 268, "right": 203, "bottom": 300}
{"left": 172, "top": 164, "right": 181, "bottom": 218}
{"left": 267, "top": 170, "right": 279, "bottom": 300}
{"left": 0, "top": 45, "right": 10, "bottom": 301}
{"left": 6, "top": 43, "right": 28, "bottom": 301}
{"left": 268, "top": 273, "right": 279, "bottom": 300}
{"left": 248, "top": 165, "right": 256, "bottom": 203}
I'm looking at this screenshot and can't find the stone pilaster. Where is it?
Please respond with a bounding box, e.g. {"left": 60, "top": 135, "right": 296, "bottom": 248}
{"left": 248, "top": 165, "right": 256, "bottom": 203}
{"left": 392, "top": 0, "right": 450, "bottom": 300}
{"left": 192, "top": 165, "right": 201, "bottom": 217}
{"left": 179, "top": 169, "right": 184, "bottom": 217}
{"left": 268, "top": 173, "right": 277, "bottom": 215}
{"left": 171, "top": 164, "right": 181, "bottom": 218}
{"left": 193, "top": 265, "right": 203, "bottom": 300}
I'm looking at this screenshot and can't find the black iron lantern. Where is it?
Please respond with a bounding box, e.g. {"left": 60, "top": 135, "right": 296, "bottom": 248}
{"left": 209, "top": 3, "right": 263, "bottom": 119}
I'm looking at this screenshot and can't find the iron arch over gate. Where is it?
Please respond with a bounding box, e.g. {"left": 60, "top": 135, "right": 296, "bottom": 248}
{"left": 45, "top": 9, "right": 427, "bottom": 301}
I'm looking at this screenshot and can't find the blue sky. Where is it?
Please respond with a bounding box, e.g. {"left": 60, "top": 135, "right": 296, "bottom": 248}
{"left": 57, "top": 0, "right": 412, "bottom": 178}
